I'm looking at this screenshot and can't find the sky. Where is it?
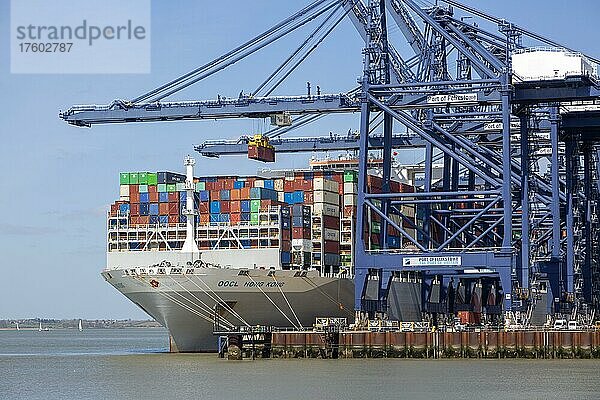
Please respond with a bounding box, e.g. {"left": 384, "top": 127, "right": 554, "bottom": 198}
{"left": 1, "top": 0, "right": 599, "bottom": 320}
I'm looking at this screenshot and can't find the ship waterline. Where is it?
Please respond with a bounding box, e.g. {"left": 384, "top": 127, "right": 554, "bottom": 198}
{"left": 102, "top": 267, "right": 355, "bottom": 352}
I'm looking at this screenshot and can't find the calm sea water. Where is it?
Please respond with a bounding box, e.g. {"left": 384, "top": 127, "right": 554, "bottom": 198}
{"left": 0, "top": 328, "right": 598, "bottom": 400}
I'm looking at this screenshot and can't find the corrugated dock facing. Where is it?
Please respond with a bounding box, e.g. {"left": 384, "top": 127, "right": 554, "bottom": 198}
{"left": 222, "top": 330, "right": 600, "bottom": 360}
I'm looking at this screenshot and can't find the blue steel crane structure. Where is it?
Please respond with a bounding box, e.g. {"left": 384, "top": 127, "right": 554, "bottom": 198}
{"left": 60, "top": 0, "right": 600, "bottom": 325}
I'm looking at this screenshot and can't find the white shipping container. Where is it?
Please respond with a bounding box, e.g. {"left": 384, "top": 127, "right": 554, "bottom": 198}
{"left": 278, "top": 191, "right": 285, "bottom": 202}
{"left": 314, "top": 190, "right": 339, "bottom": 205}
{"left": 292, "top": 239, "right": 313, "bottom": 251}
{"left": 313, "top": 202, "right": 340, "bottom": 217}
{"left": 254, "top": 179, "right": 264, "bottom": 188}
{"left": 313, "top": 177, "right": 339, "bottom": 193}
{"left": 119, "top": 196, "right": 130, "bottom": 202}
{"left": 512, "top": 49, "right": 596, "bottom": 81}
{"left": 323, "top": 228, "right": 340, "bottom": 242}
{"left": 343, "top": 182, "right": 358, "bottom": 194}
{"left": 344, "top": 193, "right": 357, "bottom": 206}
{"left": 119, "top": 185, "right": 130, "bottom": 197}
{"left": 274, "top": 179, "right": 284, "bottom": 192}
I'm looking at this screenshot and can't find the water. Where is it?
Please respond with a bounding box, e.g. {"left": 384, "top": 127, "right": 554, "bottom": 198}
{"left": 0, "top": 328, "right": 599, "bottom": 400}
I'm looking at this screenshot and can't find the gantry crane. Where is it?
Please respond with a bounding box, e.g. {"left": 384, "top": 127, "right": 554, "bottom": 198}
{"left": 60, "top": 0, "right": 600, "bottom": 325}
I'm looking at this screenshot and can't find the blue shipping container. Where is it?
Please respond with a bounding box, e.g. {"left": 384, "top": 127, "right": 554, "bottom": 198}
{"left": 240, "top": 239, "right": 251, "bottom": 248}
{"left": 240, "top": 200, "right": 251, "bottom": 213}
{"left": 281, "top": 251, "right": 291, "bottom": 264}
{"left": 292, "top": 191, "right": 304, "bottom": 204}
{"left": 179, "top": 191, "right": 187, "bottom": 202}
{"left": 264, "top": 180, "right": 274, "bottom": 189}
{"left": 139, "top": 203, "right": 150, "bottom": 216}
{"left": 149, "top": 203, "right": 159, "bottom": 215}
{"left": 179, "top": 215, "right": 187, "bottom": 223}
{"left": 210, "top": 201, "right": 221, "bottom": 214}
{"left": 284, "top": 192, "right": 293, "bottom": 204}
{"left": 241, "top": 212, "right": 250, "bottom": 221}
{"left": 281, "top": 219, "right": 291, "bottom": 229}
{"left": 303, "top": 172, "right": 314, "bottom": 180}
{"left": 119, "top": 204, "right": 130, "bottom": 214}
{"left": 234, "top": 181, "right": 245, "bottom": 189}
{"left": 139, "top": 193, "right": 150, "bottom": 203}
{"left": 149, "top": 215, "right": 160, "bottom": 224}
{"left": 159, "top": 192, "right": 169, "bottom": 203}
{"left": 159, "top": 215, "right": 168, "bottom": 225}
{"left": 199, "top": 190, "right": 210, "bottom": 202}
{"left": 220, "top": 190, "right": 230, "bottom": 201}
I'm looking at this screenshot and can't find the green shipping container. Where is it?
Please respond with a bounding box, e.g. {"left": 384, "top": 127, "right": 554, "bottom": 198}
{"left": 250, "top": 213, "right": 259, "bottom": 225}
{"left": 138, "top": 172, "right": 148, "bottom": 184}
{"left": 120, "top": 172, "right": 130, "bottom": 185}
{"left": 129, "top": 173, "right": 139, "bottom": 184}
{"left": 147, "top": 173, "right": 158, "bottom": 186}
{"left": 167, "top": 183, "right": 176, "bottom": 192}
{"left": 139, "top": 184, "right": 148, "bottom": 193}
{"left": 371, "top": 221, "right": 381, "bottom": 234}
{"left": 344, "top": 170, "right": 357, "bottom": 182}
{"left": 196, "top": 182, "right": 205, "bottom": 191}
{"left": 176, "top": 183, "right": 185, "bottom": 192}
{"left": 250, "top": 199, "right": 261, "bottom": 213}
{"left": 158, "top": 183, "right": 167, "bottom": 192}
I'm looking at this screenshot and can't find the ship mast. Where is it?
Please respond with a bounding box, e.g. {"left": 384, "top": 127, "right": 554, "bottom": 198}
{"left": 181, "top": 156, "right": 200, "bottom": 254}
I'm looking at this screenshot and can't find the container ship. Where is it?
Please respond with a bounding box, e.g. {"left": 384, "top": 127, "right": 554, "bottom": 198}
{"left": 103, "top": 156, "right": 416, "bottom": 352}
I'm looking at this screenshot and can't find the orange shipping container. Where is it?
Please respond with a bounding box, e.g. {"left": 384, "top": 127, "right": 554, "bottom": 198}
{"left": 210, "top": 190, "right": 220, "bottom": 201}
{"left": 139, "top": 215, "right": 150, "bottom": 225}
{"left": 240, "top": 187, "right": 251, "bottom": 199}
{"left": 200, "top": 214, "right": 209, "bottom": 224}
{"left": 168, "top": 215, "right": 179, "bottom": 224}
{"left": 130, "top": 192, "right": 140, "bottom": 203}
{"left": 230, "top": 213, "right": 241, "bottom": 224}
{"left": 130, "top": 203, "right": 140, "bottom": 216}
{"left": 159, "top": 203, "right": 169, "bottom": 215}
{"left": 149, "top": 192, "right": 159, "bottom": 202}
{"left": 230, "top": 189, "right": 241, "bottom": 200}
{"left": 198, "top": 202, "right": 210, "bottom": 214}
{"left": 230, "top": 200, "right": 241, "bottom": 213}
{"left": 148, "top": 185, "right": 157, "bottom": 194}
{"left": 168, "top": 203, "right": 179, "bottom": 215}
{"left": 260, "top": 199, "right": 272, "bottom": 211}
{"left": 129, "top": 185, "right": 139, "bottom": 195}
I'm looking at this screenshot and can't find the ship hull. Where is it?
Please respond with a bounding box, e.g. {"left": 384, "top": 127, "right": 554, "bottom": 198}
{"left": 102, "top": 267, "right": 354, "bottom": 352}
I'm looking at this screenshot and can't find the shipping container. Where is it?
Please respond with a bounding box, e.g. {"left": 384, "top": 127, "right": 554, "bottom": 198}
{"left": 157, "top": 171, "right": 186, "bottom": 184}
{"left": 147, "top": 173, "right": 158, "bottom": 186}
{"left": 159, "top": 192, "right": 169, "bottom": 203}
{"left": 313, "top": 203, "right": 340, "bottom": 217}
{"left": 119, "top": 173, "right": 130, "bottom": 185}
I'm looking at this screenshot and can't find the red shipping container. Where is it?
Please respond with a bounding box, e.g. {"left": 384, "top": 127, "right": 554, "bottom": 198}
{"left": 221, "top": 201, "right": 230, "bottom": 213}
{"left": 200, "top": 214, "right": 209, "bottom": 224}
{"left": 197, "top": 202, "right": 209, "bottom": 214}
{"left": 231, "top": 189, "right": 241, "bottom": 201}
{"left": 223, "top": 179, "right": 234, "bottom": 190}
{"left": 149, "top": 192, "right": 159, "bottom": 202}
{"left": 230, "top": 200, "right": 241, "bottom": 213}
{"left": 283, "top": 180, "right": 294, "bottom": 192}
{"left": 213, "top": 181, "right": 224, "bottom": 190}
{"left": 370, "top": 233, "right": 380, "bottom": 245}
{"left": 130, "top": 192, "right": 140, "bottom": 203}
{"left": 130, "top": 203, "right": 140, "bottom": 216}
{"left": 168, "top": 192, "right": 178, "bottom": 203}
{"left": 281, "top": 229, "right": 291, "bottom": 240}
{"left": 139, "top": 215, "right": 150, "bottom": 225}
{"left": 292, "top": 227, "right": 311, "bottom": 239}
{"left": 343, "top": 205, "right": 356, "bottom": 218}
{"left": 204, "top": 182, "right": 213, "bottom": 191}
{"left": 168, "top": 203, "right": 179, "bottom": 215}
{"left": 281, "top": 241, "right": 292, "bottom": 252}
{"left": 240, "top": 187, "right": 251, "bottom": 199}
{"left": 148, "top": 185, "right": 157, "bottom": 194}
{"left": 159, "top": 203, "right": 169, "bottom": 215}
{"left": 210, "top": 190, "right": 221, "bottom": 201}
{"left": 322, "top": 215, "right": 339, "bottom": 230}
{"left": 168, "top": 215, "right": 179, "bottom": 224}
{"left": 230, "top": 213, "right": 241, "bottom": 224}
{"left": 260, "top": 199, "right": 271, "bottom": 211}
{"left": 129, "top": 184, "right": 139, "bottom": 195}
{"left": 110, "top": 203, "right": 118, "bottom": 216}
{"left": 304, "top": 191, "right": 314, "bottom": 204}
{"left": 323, "top": 240, "right": 340, "bottom": 253}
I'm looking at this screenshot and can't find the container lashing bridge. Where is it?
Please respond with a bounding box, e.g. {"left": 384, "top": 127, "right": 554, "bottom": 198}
{"left": 60, "top": 0, "right": 600, "bottom": 327}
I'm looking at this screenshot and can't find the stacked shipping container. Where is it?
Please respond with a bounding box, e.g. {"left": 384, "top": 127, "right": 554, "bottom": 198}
{"left": 109, "top": 167, "right": 415, "bottom": 271}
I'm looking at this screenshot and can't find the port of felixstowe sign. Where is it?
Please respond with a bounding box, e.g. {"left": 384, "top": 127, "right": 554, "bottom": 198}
{"left": 402, "top": 256, "right": 462, "bottom": 267}
{"left": 427, "top": 93, "right": 478, "bottom": 104}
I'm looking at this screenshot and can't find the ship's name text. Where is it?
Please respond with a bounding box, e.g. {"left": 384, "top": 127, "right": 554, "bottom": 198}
{"left": 217, "top": 280, "right": 285, "bottom": 288}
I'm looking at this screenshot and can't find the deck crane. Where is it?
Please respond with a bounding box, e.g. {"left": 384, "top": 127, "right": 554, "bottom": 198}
{"left": 60, "top": 0, "right": 600, "bottom": 326}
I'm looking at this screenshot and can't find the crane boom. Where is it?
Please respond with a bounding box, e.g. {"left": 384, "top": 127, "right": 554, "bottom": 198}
{"left": 59, "top": 94, "right": 359, "bottom": 127}
{"left": 195, "top": 133, "right": 427, "bottom": 157}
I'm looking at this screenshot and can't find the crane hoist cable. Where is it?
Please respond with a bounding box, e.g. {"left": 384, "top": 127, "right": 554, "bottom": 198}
{"left": 254, "top": 1, "right": 344, "bottom": 97}
{"left": 134, "top": 0, "right": 340, "bottom": 104}
{"left": 263, "top": 4, "right": 353, "bottom": 97}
